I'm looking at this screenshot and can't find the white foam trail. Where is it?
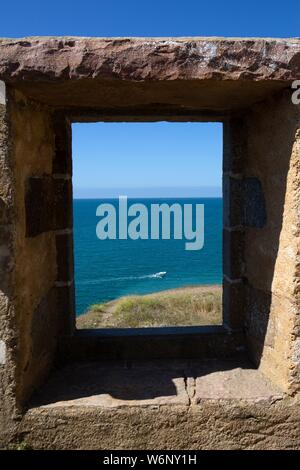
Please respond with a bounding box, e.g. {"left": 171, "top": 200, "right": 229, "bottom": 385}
{"left": 78, "top": 272, "right": 167, "bottom": 285}
{"left": 148, "top": 271, "right": 167, "bottom": 278}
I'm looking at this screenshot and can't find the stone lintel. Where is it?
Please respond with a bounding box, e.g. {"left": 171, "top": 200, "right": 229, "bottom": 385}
{"left": 0, "top": 37, "right": 299, "bottom": 110}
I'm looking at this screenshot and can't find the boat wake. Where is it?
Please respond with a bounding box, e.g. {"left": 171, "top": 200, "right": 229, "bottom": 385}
{"left": 78, "top": 271, "right": 167, "bottom": 285}
{"left": 148, "top": 271, "right": 167, "bottom": 278}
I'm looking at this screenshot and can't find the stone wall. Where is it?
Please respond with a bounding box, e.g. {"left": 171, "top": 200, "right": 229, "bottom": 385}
{"left": 0, "top": 82, "right": 19, "bottom": 445}
{"left": 11, "top": 90, "right": 76, "bottom": 407}
{"left": 0, "top": 37, "right": 299, "bottom": 448}
{"left": 243, "top": 91, "right": 300, "bottom": 393}
{"left": 0, "top": 88, "right": 75, "bottom": 444}
{"left": 11, "top": 89, "right": 57, "bottom": 404}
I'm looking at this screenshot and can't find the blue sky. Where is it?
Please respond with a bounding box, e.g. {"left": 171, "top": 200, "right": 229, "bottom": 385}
{"left": 2, "top": 1, "right": 298, "bottom": 198}
{"left": 72, "top": 122, "right": 223, "bottom": 198}
{"left": 1, "top": 1, "right": 299, "bottom": 38}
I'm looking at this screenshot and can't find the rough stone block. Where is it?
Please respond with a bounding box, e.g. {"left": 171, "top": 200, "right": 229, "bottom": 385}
{"left": 25, "top": 176, "right": 54, "bottom": 236}
{"left": 245, "top": 284, "right": 272, "bottom": 343}
{"left": 192, "top": 362, "right": 282, "bottom": 402}
{"left": 53, "top": 113, "right": 72, "bottom": 175}
{"left": 223, "top": 176, "right": 243, "bottom": 227}
{"left": 223, "top": 277, "right": 245, "bottom": 330}
{"left": 0, "top": 36, "right": 300, "bottom": 448}
{"left": 0, "top": 226, "right": 13, "bottom": 291}
{"left": 55, "top": 232, "right": 74, "bottom": 283}
{"left": 244, "top": 283, "right": 273, "bottom": 365}
{"left": 223, "top": 228, "right": 244, "bottom": 279}
{"left": 17, "top": 360, "right": 296, "bottom": 450}
{"left": 59, "top": 326, "right": 244, "bottom": 363}
{"left": 223, "top": 176, "right": 267, "bottom": 229}
{"left": 55, "top": 284, "right": 75, "bottom": 336}
{"left": 30, "top": 288, "right": 57, "bottom": 361}
{"left": 0, "top": 38, "right": 299, "bottom": 112}
{"left": 223, "top": 117, "right": 246, "bottom": 174}
{"left": 31, "top": 362, "right": 190, "bottom": 408}
{"left": 243, "top": 177, "right": 267, "bottom": 228}
{"left": 53, "top": 179, "right": 72, "bottom": 230}
{"left": 0, "top": 197, "right": 9, "bottom": 225}
{"left": 26, "top": 177, "right": 72, "bottom": 236}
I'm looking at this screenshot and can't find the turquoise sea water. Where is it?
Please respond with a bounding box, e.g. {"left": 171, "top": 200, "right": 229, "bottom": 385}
{"left": 74, "top": 198, "right": 222, "bottom": 315}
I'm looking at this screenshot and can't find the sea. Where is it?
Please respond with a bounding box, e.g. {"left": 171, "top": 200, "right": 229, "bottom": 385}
{"left": 73, "top": 198, "right": 222, "bottom": 315}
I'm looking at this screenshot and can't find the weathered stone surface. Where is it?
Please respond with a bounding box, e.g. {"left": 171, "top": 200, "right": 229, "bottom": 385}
{"left": 28, "top": 360, "right": 281, "bottom": 410}
{"left": 15, "top": 360, "right": 300, "bottom": 450}
{"left": 30, "top": 288, "right": 57, "bottom": 361}
{"left": 25, "top": 176, "right": 54, "bottom": 237}
{"left": 0, "top": 37, "right": 299, "bottom": 82}
{"left": 223, "top": 176, "right": 243, "bottom": 227}
{"left": 243, "top": 91, "right": 300, "bottom": 393}
{"left": 223, "top": 176, "right": 267, "bottom": 229}
{"left": 0, "top": 38, "right": 299, "bottom": 111}
{"left": 245, "top": 284, "right": 273, "bottom": 364}
{"left": 25, "top": 176, "right": 72, "bottom": 236}
{"left": 9, "top": 90, "right": 58, "bottom": 408}
{"left": 55, "top": 283, "right": 75, "bottom": 336}
{"left": 55, "top": 232, "right": 73, "bottom": 283}
{"left": 223, "top": 116, "right": 247, "bottom": 174}
{"left": 243, "top": 177, "right": 267, "bottom": 228}
{"left": 191, "top": 363, "right": 281, "bottom": 402}
{"left": 59, "top": 326, "right": 244, "bottom": 363}
{"left": 18, "top": 399, "right": 300, "bottom": 450}
{"left": 223, "top": 228, "right": 244, "bottom": 279}
{"left": 53, "top": 178, "right": 72, "bottom": 230}
{"left": 223, "top": 277, "right": 245, "bottom": 330}
{"left": 0, "top": 36, "right": 300, "bottom": 449}
{"left": 52, "top": 113, "right": 72, "bottom": 175}
{"left": 31, "top": 362, "right": 190, "bottom": 408}
{"left": 0, "top": 88, "right": 21, "bottom": 450}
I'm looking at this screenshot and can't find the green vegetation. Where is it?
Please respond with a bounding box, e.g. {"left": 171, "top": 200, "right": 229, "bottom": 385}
{"left": 77, "top": 286, "right": 222, "bottom": 329}
{"left": 6, "top": 440, "right": 32, "bottom": 450}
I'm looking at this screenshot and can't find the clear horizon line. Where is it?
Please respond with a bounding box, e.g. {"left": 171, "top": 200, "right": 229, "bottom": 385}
{"left": 73, "top": 186, "right": 222, "bottom": 190}
{"left": 73, "top": 196, "right": 223, "bottom": 200}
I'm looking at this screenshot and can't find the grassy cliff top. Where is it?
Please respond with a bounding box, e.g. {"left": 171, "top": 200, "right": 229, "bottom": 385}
{"left": 77, "top": 285, "right": 222, "bottom": 329}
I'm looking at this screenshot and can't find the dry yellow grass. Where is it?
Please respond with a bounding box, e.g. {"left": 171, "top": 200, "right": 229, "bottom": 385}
{"left": 77, "top": 285, "right": 222, "bottom": 329}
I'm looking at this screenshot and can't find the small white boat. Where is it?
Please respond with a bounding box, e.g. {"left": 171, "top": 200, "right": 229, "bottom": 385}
{"left": 155, "top": 271, "right": 167, "bottom": 278}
